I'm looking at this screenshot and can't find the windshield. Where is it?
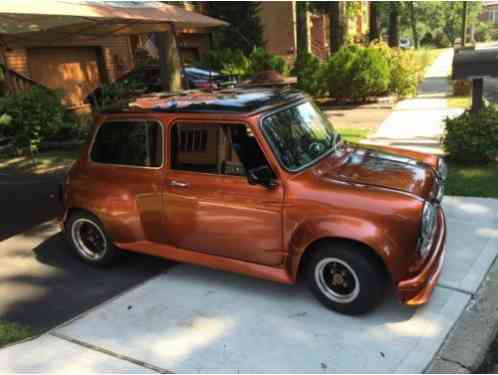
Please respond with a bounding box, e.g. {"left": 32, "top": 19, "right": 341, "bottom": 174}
{"left": 262, "top": 101, "right": 338, "bottom": 171}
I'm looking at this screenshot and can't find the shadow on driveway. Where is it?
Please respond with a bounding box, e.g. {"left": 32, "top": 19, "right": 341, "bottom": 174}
{"left": 0, "top": 171, "right": 173, "bottom": 332}
{"left": 0, "top": 231, "right": 173, "bottom": 332}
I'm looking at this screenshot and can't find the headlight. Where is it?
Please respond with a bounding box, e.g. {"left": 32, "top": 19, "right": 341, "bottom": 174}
{"left": 419, "top": 202, "right": 437, "bottom": 258}
{"left": 437, "top": 158, "right": 448, "bottom": 181}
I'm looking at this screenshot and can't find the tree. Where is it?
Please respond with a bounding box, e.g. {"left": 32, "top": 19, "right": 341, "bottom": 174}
{"left": 205, "top": 2, "right": 264, "bottom": 55}
{"left": 369, "top": 2, "right": 380, "bottom": 43}
{"left": 461, "top": 1, "right": 468, "bottom": 47}
{"left": 329, "top": 2, "right": 343, "bottom": 53}
{"left": 310, "top": 1, "right": 351, "bottom": 54}
{"left": 388, "top": 2, "right": 400, "bottom": 48}
{"left": 156, "top": 30, "right": 182, "bottom": 92}
{"left": 408, "top": 2, "right": 419, "bottom": 49}
{"left": 296, "top": 1, "right": 310, "bottom": 61}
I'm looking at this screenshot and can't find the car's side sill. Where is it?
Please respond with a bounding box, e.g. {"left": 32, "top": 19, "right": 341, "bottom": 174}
{"left": 116, "top": 240, "right": 294, "bottom": 285}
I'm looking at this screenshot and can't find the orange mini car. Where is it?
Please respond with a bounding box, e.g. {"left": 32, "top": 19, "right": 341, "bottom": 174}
{"left": 60, "top": 89, "right": 446, "bottom": 314}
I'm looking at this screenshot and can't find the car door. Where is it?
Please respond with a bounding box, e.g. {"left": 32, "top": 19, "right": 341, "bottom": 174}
{"left": 162, "top": 121, "right": 285, "bottom": 266}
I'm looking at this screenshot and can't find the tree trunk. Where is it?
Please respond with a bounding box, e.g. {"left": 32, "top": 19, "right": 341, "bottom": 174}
{"left": 329, "top": 1, "right": 347, "bottom": 53}
{"left": 296, "top": 1, "right": 310, "bottom": 61}
{"left": 156, "top": 27, "right": 182, "bottom": 93}
{"left": 388, "top": 2, "right": 400, "bottom": 48}
{"left": 0, "top": 43, "right": 13, "bottom": 94}
{"left": 409, "top": 2, "right": 419, "bottom": 49}
{"left": 461, "top": 1, "right": 468, "bottom": 47}
{"left": 368, "top": 2, "right": 380, "bottom": 43}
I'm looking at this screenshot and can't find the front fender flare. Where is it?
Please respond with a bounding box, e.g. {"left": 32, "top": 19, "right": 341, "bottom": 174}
{"left": 287, "top": 215, "right": 403, "bottom": 281}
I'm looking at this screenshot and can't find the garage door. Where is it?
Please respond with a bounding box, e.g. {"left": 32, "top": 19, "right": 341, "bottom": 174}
{"left": 28, "top": 47, "right": 103, "bottom": 108}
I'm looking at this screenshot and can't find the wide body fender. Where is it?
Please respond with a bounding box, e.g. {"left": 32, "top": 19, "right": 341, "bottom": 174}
{"left": 286, "top": 215, "right": 418, "bottom": 283}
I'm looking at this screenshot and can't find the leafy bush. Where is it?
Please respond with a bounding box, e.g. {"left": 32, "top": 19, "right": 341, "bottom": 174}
{"left": 452, "top": 79, "right": 472, "bottom": 96}
{"left": 433, "top": 32, "right": 451, "bottom": 48}
{"left": 200, "top": 47, "right": 288, "bottom": 78}
{"left": 0, "top": 87, "right": 66, "bottom": 153}
{"left": 199, "top": 48, "right": 250, "bottom": 76}
{"left": 420, "top": 32, "right": 434, "bottom": 47}
{"left": 474, "top": 23, "right": 492, "bottom": 43}
{"left": 444, "top": 106, "right": 498, "bottom": 164}
{"left": 291, "top": 53, "right": 325, "bottom": 97}
{"left": 370, "top": 42, "right": 423, "bottom": 97}
{"left": 324, "top": 45, "right": 390, "bottom": 101}
{"left": 247, "top": 47, "right": 289, "bottom": 76}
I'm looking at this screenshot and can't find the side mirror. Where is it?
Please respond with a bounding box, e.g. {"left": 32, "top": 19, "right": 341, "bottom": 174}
{"left": 247, "top": 165, "right": 279, "bottom": 189}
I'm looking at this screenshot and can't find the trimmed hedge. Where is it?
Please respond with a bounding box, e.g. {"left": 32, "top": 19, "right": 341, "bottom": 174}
{"left": 324, "top": 45, "right": 390, "bottom": 101}
{"left": 444, "top": 106, "right": 498, "bottom": 164}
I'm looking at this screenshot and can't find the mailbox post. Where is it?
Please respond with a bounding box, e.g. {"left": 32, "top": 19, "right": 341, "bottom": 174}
{"left": 452, "top": 47, "right": 498, "bottom": 113}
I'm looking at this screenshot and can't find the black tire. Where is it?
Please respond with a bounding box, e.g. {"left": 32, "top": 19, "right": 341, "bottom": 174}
{"left": 306, "top": 241, "right": 387, "bottom": 315}
{"left": 65, "top": 211, "right": 120, "bottom": 267}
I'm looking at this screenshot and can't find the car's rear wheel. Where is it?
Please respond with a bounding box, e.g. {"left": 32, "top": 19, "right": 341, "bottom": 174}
{"left": 306, "top": 241, "right": 387, "bottom": 315}
{"left": 65, "top": 211, "right": 119, "bottom": 266}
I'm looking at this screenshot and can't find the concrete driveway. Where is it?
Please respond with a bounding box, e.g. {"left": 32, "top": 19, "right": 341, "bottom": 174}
{"left": 1, "top": 196, "right": 498, "bottom": 373}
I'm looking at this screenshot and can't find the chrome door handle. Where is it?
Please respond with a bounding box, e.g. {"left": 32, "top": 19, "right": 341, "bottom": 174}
{"left": 169, "top": 180, "right": 190, "bottom": 188}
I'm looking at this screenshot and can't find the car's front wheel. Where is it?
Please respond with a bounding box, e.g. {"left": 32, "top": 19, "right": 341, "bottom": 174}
{"left": 65, "top": 211, "right": 119, "bottom": 266}
{"left": 306, "top": 241, "right": 387, "bottom": 315}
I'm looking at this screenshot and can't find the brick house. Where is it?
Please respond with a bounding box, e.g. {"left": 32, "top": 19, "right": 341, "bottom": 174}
{"left": 480, "top": 1, "right": 498, "bottom": 25}
{"left": 2, "top": 1, "right": 212, "bottom": 111}
{"left": 258, "top": 1, "right": 369, "bottom": 62}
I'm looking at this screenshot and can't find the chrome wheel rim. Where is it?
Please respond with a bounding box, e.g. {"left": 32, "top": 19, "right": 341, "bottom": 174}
{"left": 71, "top": 218, "right": 107, "bottom": 261}
{"left": 315, "top": 258, "right": 360, "bottom": 304}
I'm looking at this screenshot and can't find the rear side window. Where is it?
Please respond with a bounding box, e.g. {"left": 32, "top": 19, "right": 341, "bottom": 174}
{"left": 91, "top": 121, "right": 162, "bottom": 167}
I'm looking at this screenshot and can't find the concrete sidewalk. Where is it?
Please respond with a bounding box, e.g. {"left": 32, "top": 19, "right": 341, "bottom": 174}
{"left": 364, "top": 49, "right": 464, "bottom": 155}
{"left": 1, "top": 196, "right": 497, "bottom": 373}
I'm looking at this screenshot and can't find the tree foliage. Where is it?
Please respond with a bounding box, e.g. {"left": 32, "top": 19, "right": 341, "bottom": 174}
{"left": 205, "top": 2, "right": 264, "bottom": 55}
{"left": 377, "top": 1, "right": 482, "bottom": 46}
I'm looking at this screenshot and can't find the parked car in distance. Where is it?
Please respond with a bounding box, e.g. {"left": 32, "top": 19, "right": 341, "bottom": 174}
{"left": 60, "top": 88, "right": 447, "bottom": 315}
{"left": 399, "top": 37, "right": 412, "bottom": 49}
{"left": 85, "top": 65, "right": 238, "bottom": 109}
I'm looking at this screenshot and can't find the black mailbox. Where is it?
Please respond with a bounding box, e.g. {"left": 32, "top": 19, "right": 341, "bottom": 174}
{"left": 453, "top": 48, "right": 498, "bottom": 80}
{"left": 452, "top": 47, "right": 498, "bottom": 113}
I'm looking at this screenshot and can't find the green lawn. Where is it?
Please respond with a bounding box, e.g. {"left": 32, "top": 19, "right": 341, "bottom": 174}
{"left": 446, "top": 161, "right": 498, "bottom": 198}
{"left": 0, "top": 149, "right": 80, "bottom": 175}
{"left": 336, "top": 128, "right": 372, "bottom": 143}
{"left": 413, "top": 48, "right": 445, "bottom": 73}
{"left": 0, "top": 320, "right": 33, "bottom": 348}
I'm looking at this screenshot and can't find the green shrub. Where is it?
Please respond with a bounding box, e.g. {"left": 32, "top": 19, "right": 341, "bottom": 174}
{"left": 433, "top": 32, "right": 451, "bottom": 48}
{"left": 199, "top": 48, "right": 250, "bottom": 76}
{"left": 444, "top": 106, "right": 498, "bottom": 164}
{"left": 370, "top": 42, "right": 423, "bottom": 97}
{"left": 452, "top": 79, "right": 472, "bottom": 96}
{"left": 474, "top": 23, "right": 492, "bottom": 43}
{"left": 324, "top": 45, "right": 390, "bottom": 101}
{"left": 291, "top": 53, "right": 325, "bottom": 97}
{"left": 247, "top": 47, "right": 289, "bottom": 76}
{"left": 0, "top": 87, "right": 66, "bottom": 153}
{"left": 420, "top": 32, "right": 434, "bottom": 47}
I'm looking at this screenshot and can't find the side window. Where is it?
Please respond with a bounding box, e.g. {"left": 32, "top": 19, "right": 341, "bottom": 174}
{"left": 91, "top": 121, "right": 162, "bottom": 167}
{"left": 171, "top": 123, "right": 270, "bottom": 176}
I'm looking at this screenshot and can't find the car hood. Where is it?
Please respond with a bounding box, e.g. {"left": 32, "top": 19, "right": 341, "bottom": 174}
{"left": 320, "top": 146, "right": 436, "bottom": 199}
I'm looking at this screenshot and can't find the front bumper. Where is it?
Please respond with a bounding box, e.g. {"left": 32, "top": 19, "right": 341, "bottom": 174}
{"left": 397, "top": 207, "right": 446, "bottom": 305}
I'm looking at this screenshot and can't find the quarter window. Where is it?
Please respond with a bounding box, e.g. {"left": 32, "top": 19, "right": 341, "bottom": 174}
{"left": 171, "top": 123, "right": 270, "bottom": 176}
{"left": 91, "top": 121, "right": 162, "bottom": 167}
